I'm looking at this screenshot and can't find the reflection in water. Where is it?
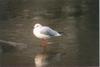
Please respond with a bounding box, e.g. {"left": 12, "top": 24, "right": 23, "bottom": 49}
{"left": 35, "top": 50, "right": 48, "bottom": 67}
{"left": 34, "top": 47, "right": 63, "bottom": 67}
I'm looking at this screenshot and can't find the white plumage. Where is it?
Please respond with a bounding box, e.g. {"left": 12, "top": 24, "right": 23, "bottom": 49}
{"left": 33, "top": 23, "right": 61, "bottom": 39}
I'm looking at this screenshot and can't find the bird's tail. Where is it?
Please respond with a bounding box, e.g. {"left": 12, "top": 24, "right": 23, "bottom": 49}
{"left": 56, "top": 33, "right": 62, "bottom": 36}
{"left": 58, "top": 32, "right": 63, "bottom": 35}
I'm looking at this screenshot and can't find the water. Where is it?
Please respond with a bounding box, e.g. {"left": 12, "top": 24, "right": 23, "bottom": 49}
{"left": 0, "top": 0, "right": 98, "bottom": 67}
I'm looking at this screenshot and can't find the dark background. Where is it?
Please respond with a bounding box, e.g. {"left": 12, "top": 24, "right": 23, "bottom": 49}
{"left": 0, "top": 0, "right": 99, "bottom": 67}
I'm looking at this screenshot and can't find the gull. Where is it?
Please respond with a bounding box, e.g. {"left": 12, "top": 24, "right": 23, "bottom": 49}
{"left": 33, "top": 23, "right": 61, "bottom": 47}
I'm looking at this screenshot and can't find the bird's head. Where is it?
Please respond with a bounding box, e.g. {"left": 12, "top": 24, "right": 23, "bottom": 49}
{"left": 34, "top": 23, "right": 42, "bottom": 28}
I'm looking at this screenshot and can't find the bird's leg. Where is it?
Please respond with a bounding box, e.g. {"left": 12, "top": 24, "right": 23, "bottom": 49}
{"left": 40, "top": 39, "right": 48, "bottom": 48}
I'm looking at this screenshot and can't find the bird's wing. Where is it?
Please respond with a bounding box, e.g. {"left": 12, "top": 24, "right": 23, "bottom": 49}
{"left": 40, "top": 26, "right": 59, "bottom": 36}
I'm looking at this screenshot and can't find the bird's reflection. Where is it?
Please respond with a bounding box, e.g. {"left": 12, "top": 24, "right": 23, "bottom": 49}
{"left": 34, "top": 37, "right": 63, "bottom": 67}
{"left": 34, "top": 49, "right": 48, "bottom": 67}
{"left": 34, "top": 46, "right": 63, "bottom": 67}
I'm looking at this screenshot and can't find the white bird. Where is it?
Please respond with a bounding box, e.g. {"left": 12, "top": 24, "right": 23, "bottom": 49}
{"left": 33, "top": 23, "right": 61, "bottom": 47}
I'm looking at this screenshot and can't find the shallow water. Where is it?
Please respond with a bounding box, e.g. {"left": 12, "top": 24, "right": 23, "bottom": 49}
{"left": 0, "top": 0, "right": 99, "bottom": 67}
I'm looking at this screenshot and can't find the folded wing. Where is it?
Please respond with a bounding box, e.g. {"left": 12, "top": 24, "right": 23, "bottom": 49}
{"left": 40, "top": 26, "right": 61, "bottom": 37}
